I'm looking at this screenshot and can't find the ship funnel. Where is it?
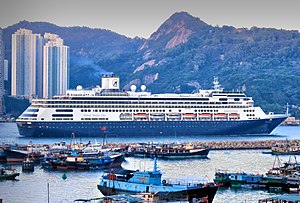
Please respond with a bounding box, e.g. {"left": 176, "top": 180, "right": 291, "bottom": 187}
{"left": 101, "top": 74, "right": 119, "bottom": 90}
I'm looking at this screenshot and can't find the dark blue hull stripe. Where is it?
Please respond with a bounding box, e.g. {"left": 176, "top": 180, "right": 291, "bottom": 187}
{"left": 17, "top": 117, "right": 286, "bottom": 137}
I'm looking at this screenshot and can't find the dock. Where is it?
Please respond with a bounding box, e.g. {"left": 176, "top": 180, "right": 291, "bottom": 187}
{"left": 125, "top": 139, "right": 300, "bottom": 150}
{"left": 2, "top": 139, "right": 300, "bottom": 152}
{"left": 195, "top": 139, "right": 300, "bottom": 150}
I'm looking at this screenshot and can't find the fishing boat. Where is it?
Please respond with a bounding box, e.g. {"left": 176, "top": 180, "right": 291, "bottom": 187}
{"left": 126, "top": 142, "right": 209, "bottom": 159}
{"left": 271, "top": 139, "right": 300, "bottom": 155}
{"left": 214, "top": 169, "right": 264, "bottom": 189}
{"left": 97, "top": 158, "right": 218, "bottom": 203}
{"left": 2, "top": 148, "right": 28, "bottom": 162}
{"left": 41, "top": 151, "right": 124, "bottom": 170}
{"left": 0, "top": 168, "right": 20, "bottom": 180}
{"left": 213, "top": 169, "right": 231, "bottom": 187}
{"left": 261, "top": 156, "right": 300, "bottom": 191}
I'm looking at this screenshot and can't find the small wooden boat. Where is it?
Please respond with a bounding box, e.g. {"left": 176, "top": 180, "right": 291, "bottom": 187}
{"left": 271, "top": 139, "right": 300, "bottom": 155}
{"left": 3, "top": 148, "right": 28, "bottom": 162}
{"left": 127, "top": 143, "right": 209, "bottom": 159}
{"left": 0, "top": 168, "right": 20, "bottom": 180}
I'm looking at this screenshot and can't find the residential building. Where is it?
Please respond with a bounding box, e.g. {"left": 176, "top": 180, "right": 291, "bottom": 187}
{"left": 43, "top": 33, "right": 69, "bottom": 98}
{"left": 11, "top": 28, "right": 44, "bottom": 98}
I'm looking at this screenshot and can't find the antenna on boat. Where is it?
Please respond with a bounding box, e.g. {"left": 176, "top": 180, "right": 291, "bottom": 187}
{"left": 212, "top": 76, "right": 223, "bottom": 92}
{"left": 286, "top": 103, "right": 289, "bottom": 116}
{"left": 154, "top": 157, "right": 157, "bottom": 172}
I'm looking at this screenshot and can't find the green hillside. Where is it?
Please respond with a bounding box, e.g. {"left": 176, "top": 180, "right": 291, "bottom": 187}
{"left": 3, "top": 12, "right": 300, "bottom": 117}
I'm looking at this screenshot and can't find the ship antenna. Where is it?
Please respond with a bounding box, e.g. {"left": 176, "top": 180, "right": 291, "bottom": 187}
{"left": 154, "top": 157, "right": 157, "bottom": 172}
{"left": 213, "top": 76, "right": 223, "bottom": 91}
{"left": 286, "top": 103, "right": 289, "bottom": 116}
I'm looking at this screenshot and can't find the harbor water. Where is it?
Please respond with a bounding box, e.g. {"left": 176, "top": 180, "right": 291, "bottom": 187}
{"left": 1, "top": 123, "right": 300, "bottom": 203}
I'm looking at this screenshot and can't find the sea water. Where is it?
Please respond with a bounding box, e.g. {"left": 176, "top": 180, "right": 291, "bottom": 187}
{"left": 0, "top": 123, "right": 300, "bottom": 203}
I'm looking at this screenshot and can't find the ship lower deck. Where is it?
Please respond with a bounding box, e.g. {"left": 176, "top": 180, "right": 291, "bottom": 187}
{"left": 16, "top": 117, "right": 286, "bottom": 137}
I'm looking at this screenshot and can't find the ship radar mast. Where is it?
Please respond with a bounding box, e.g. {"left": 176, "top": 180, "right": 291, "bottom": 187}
{"left": 153, "top": 157, "right": 157, "bottom": 172}
{"left": 213, "top": 76, "right": 224, "bottom": 92}
{"left": 286, "top": 103, "right": 290, "bottom": 116}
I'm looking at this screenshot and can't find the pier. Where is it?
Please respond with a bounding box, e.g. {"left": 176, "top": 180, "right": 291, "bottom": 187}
{"left": 2, "top": 139, "right": 300, "bottom": 152}
{"left": 125, "top": 139, "right": 300, "bottom": 150}
{"left": 195, "top": 139, "right": 300, "bottom": 150}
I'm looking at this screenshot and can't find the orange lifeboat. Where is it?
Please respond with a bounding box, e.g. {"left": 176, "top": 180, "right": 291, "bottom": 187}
{"left": 199, "top": 113, "right": 212, "bottom": 117}
{"left": 183, "top": 113, "right": 196, "bottom": 118}
{"left": 133, "top": 113, "right": 148, "bottom": 118}
{"left": 214, "top": 113, "right": 227, "bottom": 117}
{"left": 229, "top": 113, "right": 240, "bottom": 117}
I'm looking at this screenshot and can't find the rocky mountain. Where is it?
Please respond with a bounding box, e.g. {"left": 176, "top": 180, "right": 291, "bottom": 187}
{"left": 3, "top": 12, "right": 300, "bottom": 117}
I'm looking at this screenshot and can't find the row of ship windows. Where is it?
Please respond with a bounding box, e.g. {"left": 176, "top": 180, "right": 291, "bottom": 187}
{"left": 42, "top": 100, "right": 248, "bottom": 105}
{"left": 32, "top": 105, "right": 252, "bottom": 110}
{"left": 33, "top": 105, "right": 251, "bottom": 109}
{"left": 80, "top": 109, "right": 219, "bottom": 113}
{"left": 34, "top": 121, "right": 255, "bottom": 127}
{"left": 52, "top": 118, "right": 74, "bottom": 121}
{"left": 244, "top": 110, "right": 255, "bottom": 112}
{"left": 40, "top": 124, "right": 251, "bottom": 129}
{"left": 18, "top": 118, "right": 38, "bottom": 120}
{"left": 80, "top": 118, "right": 108, "bottom": 121}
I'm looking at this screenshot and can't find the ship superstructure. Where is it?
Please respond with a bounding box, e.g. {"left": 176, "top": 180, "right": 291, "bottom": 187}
{"left": 16, "top": 75, "right": 287, "bottom": 137}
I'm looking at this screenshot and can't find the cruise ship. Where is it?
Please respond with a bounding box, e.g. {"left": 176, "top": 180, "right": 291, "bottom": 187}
{"left": 16, "top": 75, "right": 287, "bottom": 137}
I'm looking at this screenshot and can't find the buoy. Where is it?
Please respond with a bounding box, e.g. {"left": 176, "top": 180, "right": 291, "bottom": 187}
{"left": 62, "top": 173, "right": 67, "bottom": 180}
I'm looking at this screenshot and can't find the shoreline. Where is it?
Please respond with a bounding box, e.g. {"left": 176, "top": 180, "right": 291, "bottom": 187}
{"left": 1, "top": 139, "right": 298, "bottom": 151}
{"left": 124, "top": 139, "right": 300, "bottom": 150}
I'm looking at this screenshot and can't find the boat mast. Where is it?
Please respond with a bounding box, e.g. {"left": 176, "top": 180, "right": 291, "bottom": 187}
{"left": 153, "top": 157, "right": 157, "bottom": 172}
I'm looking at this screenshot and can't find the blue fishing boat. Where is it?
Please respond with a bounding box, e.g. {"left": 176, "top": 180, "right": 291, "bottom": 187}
{"left": 97, "top": 158, "right": 218, "bottom": 203}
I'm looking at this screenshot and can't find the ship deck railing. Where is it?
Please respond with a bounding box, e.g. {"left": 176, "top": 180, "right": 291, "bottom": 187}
{"left": 164, "top": 176, "right": 211, "bottom": 187}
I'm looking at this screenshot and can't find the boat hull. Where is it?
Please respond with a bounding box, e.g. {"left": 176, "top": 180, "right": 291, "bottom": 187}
{"left": 3, "top": 148, "right": 28, "bottom": 162}
{"left": 17, "top": 117, "right": 286, "bottom": 137}
{"left": 128, "top": 148, "right": 210, "bottom": 159}
{"left": 0, "top": 173, "right": 20, "bottom": 180}
{"left": 97, "top": 184, "right": 218, "bottom": 203}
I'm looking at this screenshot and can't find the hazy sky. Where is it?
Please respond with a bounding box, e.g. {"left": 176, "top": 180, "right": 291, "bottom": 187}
{"left": 0, "top": 0, "right": 300, "bottom": 38}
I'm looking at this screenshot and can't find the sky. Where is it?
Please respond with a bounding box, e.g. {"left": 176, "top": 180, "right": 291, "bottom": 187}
{"left": 0, "top": 0, "right": 300, "bottom": 38}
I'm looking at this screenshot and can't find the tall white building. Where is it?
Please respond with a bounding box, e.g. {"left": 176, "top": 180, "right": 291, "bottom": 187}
{"left": 11, "top": 29, "right": 69, "bottom": 99}
{"left": 0, "top": 29, "right": 4, "bottom": 116}
{"left": 11, "top": 29, "right": 44, "bottom": 98}
{"left": 43, "top": 33, "right": 69, "bottom": 98}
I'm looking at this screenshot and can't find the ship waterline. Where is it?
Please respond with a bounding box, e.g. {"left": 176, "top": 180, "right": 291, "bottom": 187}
{"left": 17, "top": 117, "right": 286, "bottom": 137}
{"left": 16, "top": 75, "right": 287, "bottom": 137}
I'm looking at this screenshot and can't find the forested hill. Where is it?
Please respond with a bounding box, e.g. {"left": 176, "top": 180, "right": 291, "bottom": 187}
{"left": 3, "top": 12, "right": 300, "bottom": 117}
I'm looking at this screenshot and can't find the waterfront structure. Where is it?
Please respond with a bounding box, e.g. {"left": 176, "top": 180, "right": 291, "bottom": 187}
{"left": 16, "top": 75, "right": 287, "bottom": 137}
{"left": 43, "top": 33, "right": 69, "bottom": 98}
{"left": 11, "top": 29, "right": 44, "bottom": 98}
